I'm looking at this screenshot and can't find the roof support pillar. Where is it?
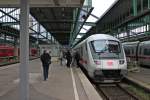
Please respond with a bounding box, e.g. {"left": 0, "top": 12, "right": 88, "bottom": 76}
{"left": 140, "top": 0, "right": 143, "bottom": 12}
{"left": 132, "top": 0, "right": 137, "bottom": 16}
{"left": 37, "top": 23, "right": 40, "bottom": 44}
{"left": 148, "top": 0, "right": 150, "bottom": 9}
{"left": 19, "top": 0, "right": 29, "bottom": 100}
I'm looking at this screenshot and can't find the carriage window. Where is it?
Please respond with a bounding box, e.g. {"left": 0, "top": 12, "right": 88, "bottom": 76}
{"left": 144, "top": 48, "right": 150, "bottom": 55}
{"left": 132, "top": 48, "right": 134, "bottom": 54}
{"left": 139, "top": 47, "right": 142, "bottom": 55}
{"left": 125, "top": 49, "right": 130, "bottom": 55}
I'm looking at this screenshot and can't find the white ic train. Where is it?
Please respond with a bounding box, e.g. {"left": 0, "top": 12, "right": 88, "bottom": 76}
{"left": 123, "top": 41, "right": 150, "bottom": 66}
{"left": 74, "top": 34, "right": 127, "bottom": 83}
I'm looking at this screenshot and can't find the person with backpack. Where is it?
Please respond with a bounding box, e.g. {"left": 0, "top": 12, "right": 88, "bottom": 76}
{"left": 40, "top": 50, "right": 51, "bottom": 81}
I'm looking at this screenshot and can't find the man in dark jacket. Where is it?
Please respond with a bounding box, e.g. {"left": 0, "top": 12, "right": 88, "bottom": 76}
{"left": 40, "top": 50, "right": 51, "bottom": 81}
{"left": 65, "top": 50, "right": 72, "bottom": 68}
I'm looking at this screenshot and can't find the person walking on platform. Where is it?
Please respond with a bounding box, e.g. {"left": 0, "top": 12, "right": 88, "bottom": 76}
{"left": 65, "top": 50, "right": 72, "bottom": 68}
{"left": 59, "top": 50, "right": 63, "bottom": 66}
{"left": 40, "top": 50, "right": 51, "bottom": 81}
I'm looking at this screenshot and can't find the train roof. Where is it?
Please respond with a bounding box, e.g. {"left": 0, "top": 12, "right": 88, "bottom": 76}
{"left": 140, "top": 40, "right": 150, "bottom": 45}
{"left": 74, "top": 34, "right": 120, "bottom": 49}
{"left": 123, "top": 40, "right": 150, "bottom": 46}
{"left": 122, "top": 41, "right": 139, "bottom": 45}
{"left": 86, "top": 34, "right": 119, "bottom": 42}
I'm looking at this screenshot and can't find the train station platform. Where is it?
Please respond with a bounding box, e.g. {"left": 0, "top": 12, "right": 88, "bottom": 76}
{"left": 0, "top": 58, "right": 102, "bottom": 100}
{"left": 125, "top": 67, "right": 150, "bottom": 92}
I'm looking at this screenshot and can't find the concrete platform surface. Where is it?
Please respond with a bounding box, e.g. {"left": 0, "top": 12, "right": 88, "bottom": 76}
{"left": 0, "top": 59, "right": 102, "bottom": 100}
{"left": 126, "top": 67, "right": 150, "bottom": 92}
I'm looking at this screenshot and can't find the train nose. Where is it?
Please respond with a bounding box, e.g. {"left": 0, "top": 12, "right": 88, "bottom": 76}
{"left": 102, "top": 60, "right": 119, "bottom": 69}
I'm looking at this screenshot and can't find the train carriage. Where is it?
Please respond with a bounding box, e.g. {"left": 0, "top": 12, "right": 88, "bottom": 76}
{"left": 74, "top": 34, "right": 127, "bottom": 83}
{"left": 124, "top": 41, "right": 150, "bottom": 67}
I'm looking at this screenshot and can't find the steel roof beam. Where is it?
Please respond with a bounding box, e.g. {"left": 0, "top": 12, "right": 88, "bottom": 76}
{"left": 53, "top": 0, "right": 59, "bottom": 6}
{"left": 0, "top": 0, "right": 84, "bottom": 7}
{"left": 0, "top": 8, "right": 18, "bottom": 19}
{"left": 49, "top": 31, "right": 70, "bottom": 33}
{"left": 1, "top": 22, "right": 19, "bottom": 26}
{"left": 38, "top": 20, "right": 96, "bottom": 26}
{"left": 0, "top": 9, "right": 18, "bottom": 22}
{"left": 73, "top": 7, "right": 93, "bottom": 40}
{"left": 81, "top": 8, "right": 99, "bottom": 20}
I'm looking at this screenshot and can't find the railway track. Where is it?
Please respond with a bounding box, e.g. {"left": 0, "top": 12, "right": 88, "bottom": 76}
{"left": 96, "top": 83, "right": 140, "bottom": 100}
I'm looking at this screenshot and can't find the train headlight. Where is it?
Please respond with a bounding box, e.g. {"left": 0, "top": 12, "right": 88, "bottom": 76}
{"left": 119, "top": 60, "right": 124, "bottom": 64}
{"left": 94, "top": 60, "right": 101, "bottom": 65}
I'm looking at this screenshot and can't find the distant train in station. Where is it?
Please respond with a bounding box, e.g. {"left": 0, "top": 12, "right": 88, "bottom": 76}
{"left": 0, "top": 45, "right": 14, "bottom": 57}
{"left": 73, "top": 34, "right": 127, "bottom": 83}
{"left": 0, "top": 45, "right": 38, "bottom": 57}
{"left": 123, "top": 41, "right": 150, "bottom": 67}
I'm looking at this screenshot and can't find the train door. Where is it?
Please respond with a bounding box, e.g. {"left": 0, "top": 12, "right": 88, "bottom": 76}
{"left": 142, "top": 45, "right": 150, "bottom": 66}
{"left": 77, "top": 43, "right": 88, "bottom": 70}
{"left": 82, "top": 43, "right": 88, "bottom": 68}
{"left": 138, "top": 45, "right": 143, "bottom": 65}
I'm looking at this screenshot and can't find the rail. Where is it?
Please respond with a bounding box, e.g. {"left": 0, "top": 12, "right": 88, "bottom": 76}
{"left": 96, "top": 83, "right": 140, "bottom": 100}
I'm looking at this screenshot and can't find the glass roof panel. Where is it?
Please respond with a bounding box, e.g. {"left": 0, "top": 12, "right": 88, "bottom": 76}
{"left": 86, "top": 0, "right": 116, "bottom": 23}
{"left": 91, "top": 0, "right": 116, "bottom": 17}
{"left": 0, "top": 8, "right": 16, "bottom": 13}
{"left": 80, "top": 29, "right": 87, "bottom": 33}
{"left": 86, "top": 15, "right": 97, "bottom": 23}
{"left": 11, "top": 25, "right": 20, "bottom": 30}
{"left": 77, "top": 34, "right": 82, "bottom": 38}
{"left": 81, "top": 0, "right": 117, "bottom": 34}
{"left": 83, "top": 25, "right": 92, "bottom": 30}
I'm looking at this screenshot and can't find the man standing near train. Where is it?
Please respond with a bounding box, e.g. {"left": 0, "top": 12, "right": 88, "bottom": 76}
{"left": 40, "top": 50, "right": 51, "bottom": 81}
{"left": 65, "top": 50, "right": 72, "bottom": 68}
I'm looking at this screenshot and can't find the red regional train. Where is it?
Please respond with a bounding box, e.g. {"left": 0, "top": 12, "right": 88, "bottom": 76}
{"left": 0, "top": 45, "right": 14, "bottom": 57}
{"left": 0, "top": 45, "right": 38, "bottom": 57}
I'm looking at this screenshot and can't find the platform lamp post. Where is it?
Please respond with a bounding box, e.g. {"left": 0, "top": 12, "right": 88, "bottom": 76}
{"left": 19, "top": 0, "right": 29, "bottom": 100}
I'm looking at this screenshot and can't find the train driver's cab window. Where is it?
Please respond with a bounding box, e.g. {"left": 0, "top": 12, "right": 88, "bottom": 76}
{"left": 90, "top": 40, "right": 124, "bottom": 59}
{"left": 108, "top": 41, "right": 120, "bottom": 53}
{"left": 92, "top": 40, "right": 120, "bottom": 53}
{"left": 92, "top": 40, "right": 107, "bottom": 53}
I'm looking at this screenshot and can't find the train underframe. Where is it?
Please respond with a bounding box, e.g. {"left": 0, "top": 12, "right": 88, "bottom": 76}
{"left": 92, "top": 69, "right": 127, "bottom": 83}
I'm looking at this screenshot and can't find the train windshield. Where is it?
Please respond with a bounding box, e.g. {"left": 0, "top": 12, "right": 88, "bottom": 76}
{"left": 90, "top": 40, "right": 124, "bottom": 59}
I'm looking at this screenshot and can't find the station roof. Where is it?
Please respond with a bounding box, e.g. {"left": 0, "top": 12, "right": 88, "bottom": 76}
{"left": 30, "top": 7, "right": 75, "bottom": 45}
{"left": 77, "top": 0, "right": 133, "bottom": 43}
{"left": 0, "top": 0, "right": 85, "bottom": 45}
